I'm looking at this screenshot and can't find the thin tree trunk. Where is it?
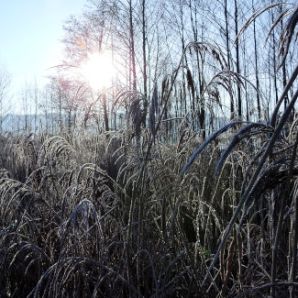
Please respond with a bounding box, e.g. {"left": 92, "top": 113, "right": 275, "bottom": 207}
{"left": 253, "top": 0, "right": 261, "bottom": 120}
{"left": 224, "top": 0, "right": 234, "bottom": 119}
{"left": 102, "top": 94, "right": 109, "bottom": 131}
{"left": 129, "top": 0, "right": 137, "bottom": 91}
{"left": 67, "top": 110, "right": 72, "bottom": 133}
{"left": 270, "top": 5, "right": 279, "bottom": 105}
{"left": 179, "top": 0, "right": 188, "bottom": 121}
{"left": 243, "top": 32, "right": 250, "bottom": 121}
{"left": 234, "top": 0, "right": 242, "bottom": 119}
{"left": 141, "top": 0, "right": 148, "bottom": 126}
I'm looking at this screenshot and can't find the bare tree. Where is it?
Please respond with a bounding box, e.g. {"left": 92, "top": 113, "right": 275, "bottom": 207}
{"left": 46, "top": 76, "right": 89, "bottom": 133}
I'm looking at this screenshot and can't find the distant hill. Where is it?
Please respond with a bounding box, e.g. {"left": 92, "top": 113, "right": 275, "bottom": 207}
{"left": 1, "top": 113, "right": 60, "bottom": 133}
{"left": 0, "top": 112, "right": 230, "bottom": 134}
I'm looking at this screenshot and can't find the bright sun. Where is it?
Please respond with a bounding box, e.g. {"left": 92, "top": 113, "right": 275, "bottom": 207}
{"left": 81, "top": 51, "right": 115, "bottom": 91}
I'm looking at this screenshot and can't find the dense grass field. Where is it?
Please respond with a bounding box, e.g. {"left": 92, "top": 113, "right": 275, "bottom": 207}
{"left": 0, "top": 110, "right": 297, "bottom": 297}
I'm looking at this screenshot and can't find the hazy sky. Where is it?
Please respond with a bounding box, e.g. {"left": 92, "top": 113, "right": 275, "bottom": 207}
{"left": 0, "top": 0, "right": 86, "bottom": 104}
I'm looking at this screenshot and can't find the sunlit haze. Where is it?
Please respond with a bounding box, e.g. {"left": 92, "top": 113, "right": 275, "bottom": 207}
{"left": 80, "top": 51, "right": 116, "bottom": 91}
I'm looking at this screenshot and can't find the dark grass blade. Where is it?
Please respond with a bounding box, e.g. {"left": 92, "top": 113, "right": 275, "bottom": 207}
{"left": 215, "top": 122, "right": 272, "bottom": 175}
{"left": 270, "top": 63, "right": 298, "bottom": 127}
{"left": 279, "top": 6, "right": 298, "bottom": 67}
{"left": 180, "top": 121, "right": 243, "bottom": 174}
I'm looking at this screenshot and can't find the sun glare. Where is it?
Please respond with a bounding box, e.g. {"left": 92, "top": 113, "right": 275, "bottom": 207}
{"left": 81, "top": 51, "right": 115, "bottom": 91}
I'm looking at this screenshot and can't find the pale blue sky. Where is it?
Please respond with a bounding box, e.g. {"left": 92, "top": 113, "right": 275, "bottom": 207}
{"left": 0, "top": 0, "right": 86, "bottom": 106}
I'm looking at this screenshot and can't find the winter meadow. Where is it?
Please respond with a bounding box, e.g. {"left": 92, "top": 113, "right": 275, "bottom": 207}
{"left": 0, "top": 1, "right": 298, "bottom": 297}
